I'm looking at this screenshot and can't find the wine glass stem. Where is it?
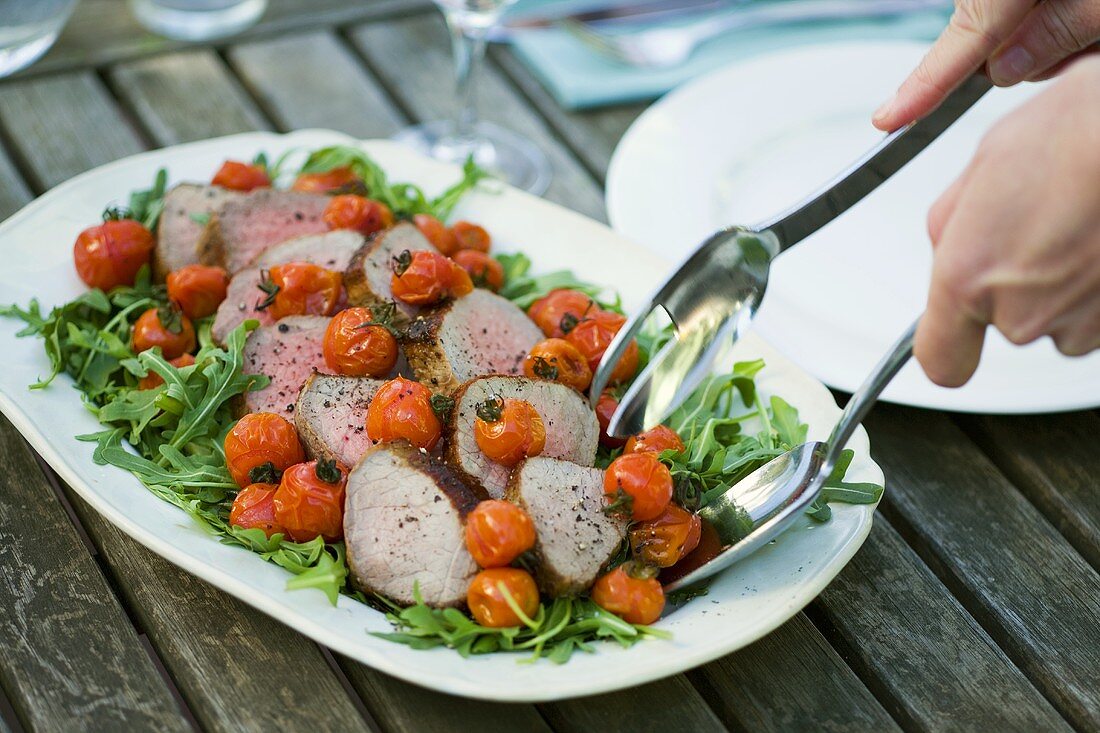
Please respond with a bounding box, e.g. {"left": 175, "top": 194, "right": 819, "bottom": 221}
{"left": 444, "top": 13, "right": 488, "bottom": 141}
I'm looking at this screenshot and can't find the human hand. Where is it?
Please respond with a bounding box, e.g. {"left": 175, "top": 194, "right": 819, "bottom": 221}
{"left": 873, "top": 0, "right": 1100, "bottom": 131}
{"left": 914, "top": 57, "right": 1100, "bottom": 387}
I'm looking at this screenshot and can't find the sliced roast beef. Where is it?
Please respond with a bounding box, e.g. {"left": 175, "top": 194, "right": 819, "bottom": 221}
{"left": 241, "top": 316, "right": 329, "bottom": 416}
{"left": 445, "top": 375, "right": 599, "bottom": 498}
{"left": 197, "top": 189, "right": 330, "bottom": 273}
{"left": 344, "top": 222, "right": 435, "bottom": 318}
{"left": 295, "top": 374, "right": 383, "bottom": 468}
{"left": 211, "top": 230, "right": 363, "bottom": 344}
{"left": 403, "top": 290, "right": 542, "bottom": 394}
{"left": 344, "top": 441, "right": 485, "bottom": 607}
{"left": 506, "top": 457, "right": 625, "bottom": 597}
{"left": 154, "top": 184, "right": 241, "bottom": 280}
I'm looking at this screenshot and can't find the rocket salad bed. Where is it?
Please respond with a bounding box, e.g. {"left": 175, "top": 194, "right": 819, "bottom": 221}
{"left": 2, "top": 147, "right": 881, "bottom": 663}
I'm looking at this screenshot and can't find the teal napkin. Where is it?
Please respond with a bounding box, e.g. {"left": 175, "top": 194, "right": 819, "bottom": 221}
{"left": 508, "top": 1, "right": 950, "bottom": 109}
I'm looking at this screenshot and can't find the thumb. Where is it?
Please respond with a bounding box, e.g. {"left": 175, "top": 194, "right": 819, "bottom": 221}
{"left": 989, "top": 0, "right": 1100, "bottom": 85}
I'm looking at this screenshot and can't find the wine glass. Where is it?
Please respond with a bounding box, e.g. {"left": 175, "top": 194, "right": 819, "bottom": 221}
{"left": 393, "top": 0, "right": 552, "bottom": 195}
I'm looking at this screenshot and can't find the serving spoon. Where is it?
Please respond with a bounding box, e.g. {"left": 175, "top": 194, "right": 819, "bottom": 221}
{"left": 662, "top": 317, "right": 916, "bottom": 593}
{"left": 589, "top": 73, "right": 993, "bottom": 436}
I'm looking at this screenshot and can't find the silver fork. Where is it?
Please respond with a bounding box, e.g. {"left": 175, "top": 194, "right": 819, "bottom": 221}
{"left": 590, "top": 74, "right": 993, "bottom": 436}
{"left": 564, "top": 0, "right": 950, "bottom": 68}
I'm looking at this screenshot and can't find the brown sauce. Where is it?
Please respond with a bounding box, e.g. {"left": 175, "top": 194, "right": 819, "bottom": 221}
{"left": 660, "top": 518, "right": 727, "bottom": 587}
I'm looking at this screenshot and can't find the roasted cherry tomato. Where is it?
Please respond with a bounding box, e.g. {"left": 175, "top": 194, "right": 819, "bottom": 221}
{"left": 322, "top": 195, "right": 394, "bottom": 236}
{"left": 211, "top": 160, "right": 270, "bottom": 191}
{"left": 527, "top": 289, "right": 596, "bottom": 338}
{"left": 132, "top": 306, "right": 196, "bottom": 359}
{"left": 452, "top": 250, "right": 504, "bottom": 292}
{"left": 412, "top": 213, "right": 458, "bottom": 255}
{"left": 260, "top": 262, "right": 342, "bottom": 320}
{"left": 604, "top": 452, "right": 673, "bottom": 521}
{"left": 467, "top": 568, "right": 540, "bottom": 628}
{"left": 166, "top": 264, "right": 229, "bottom": 319}
{"left": 565, "top": 310, "right": 639, "bottom": 384}
{"left": 272, "top": 459, "right": 347, "bottom": 543}
{"left": 390, "top": 249, "right": 473, "bottom": 306}
{"left": 474, "top": 397, "right": 546, "bottom": 468}
{"left": 291, "top": 166, "right": 363, "bottom": 194}
{"left": 590, "top": 564, "right": 665, "bottom": 625}
{"left": 73, "top": 217, "right": 154, "bottom": 291}
{"left": 625, "top": 425, "right": 685, "bottom": 456}
{"left": 523, "top": 338, "right": 592, "bottom": 392}
{"left": 223, "top": 412, "right": 306, "bottom": 488}
{"left": 595, "top": 391, "right": 627, "bottom": 449}
{"left": 322, "top": 306, "right": 398, "bottom": 378}
{"left": 366, "top": 377, "right": 444, "bottom": 451}
{"left": 450, "top": 221, "right": 491, "bottom": 253}
{"left": 229, "top": 483, "right": 286, "bottom": 538}
{"left": 465, "top": 500, "right": 537, "bottom": 568}
{"left": 138, "top": 353, "right": 196, "bottom": 390}
{"left": 629, "top": 504, "right": 702, "bottom": 568}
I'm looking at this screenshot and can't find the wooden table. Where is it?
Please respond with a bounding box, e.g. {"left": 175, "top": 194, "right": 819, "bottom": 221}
{"left": 0, "top": 2, "right": 1097, "bottom": 731}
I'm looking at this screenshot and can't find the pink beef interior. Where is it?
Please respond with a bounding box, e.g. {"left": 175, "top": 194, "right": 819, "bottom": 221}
{"left": 220, "top": 191, "right": 330, "bottom": 273}
{"left": 242, "top": 316, "right": 330, "bottom": 416}
{"left": 361, "top": 223, "right": 435, "bottom": 318}
{"left": 157, "top": 184, "right": 240, "bottom": 274}
{"left": 298, "top": 376, "right": 382, "bottom": 468}
{"left": 441, "top": 290, "right": 542, "bottom": 382}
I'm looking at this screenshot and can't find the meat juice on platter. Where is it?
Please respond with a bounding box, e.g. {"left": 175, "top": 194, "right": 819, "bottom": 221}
{"left": 1, "top": 146, "right": 883, "bottom": 661}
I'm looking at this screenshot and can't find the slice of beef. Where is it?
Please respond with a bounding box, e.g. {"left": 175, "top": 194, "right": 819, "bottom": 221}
{"left": 445, "top": 375, "right": 599, "bottom": 498}
{"left": 403, "top": 290, "right": 542, "bottom": 394}
{"left": 197, "top": 189, "right": 331, "bottom": 273}
{"left": 241, "top": 316, "right": 329, "bottom": 416}
{"left": 344, "top": 441, "right": 486, "bottom": 608}
{"left": 506, "top": 457, "right": 625, "bottom": 597}
{"left": 295, "top": 374, "right": 383, "bottom": 468}
{"left": 344, "top": 222, "right": 435, "bottom": 319}
{"left": 211, "top": 230, "right": 363, "bottom": 344}
{"left": 154, "top": 184, "right": 241, "bottom": 280}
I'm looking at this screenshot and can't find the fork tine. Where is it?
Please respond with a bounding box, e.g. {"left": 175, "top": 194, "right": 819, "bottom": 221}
{"left": 560, "top": 18, "right": 630, "bottom": 64}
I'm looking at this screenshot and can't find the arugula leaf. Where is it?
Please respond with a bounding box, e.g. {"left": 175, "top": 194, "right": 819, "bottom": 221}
{"left": 494, "top": 252, "right": 623, "bottom": 313}
{"left": 127, "top": 168, "right": 169, "bottom": 230}
{"left": 375, "top": 588, "right": 669, "bottom": 664}
{"left": 297, "top": 145, "right": 487, "bottom": 221}
{"left": 770, "top": 396, "right": 808, "bottom": 448}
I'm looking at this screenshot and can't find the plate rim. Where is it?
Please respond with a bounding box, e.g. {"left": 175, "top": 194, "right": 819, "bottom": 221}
{"left": 0, "top": 128, "right": 881, "bottom": 701}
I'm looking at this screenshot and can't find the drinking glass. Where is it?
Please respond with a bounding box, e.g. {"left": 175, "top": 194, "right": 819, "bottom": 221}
{"left": 0, "top": 0, "right": 79, "bottom": 78}
{"left": 129, "top": 0, "right": 267, "bottom": 41}
{"left": 393, "top": 0, "right": 552, "bottom": 195}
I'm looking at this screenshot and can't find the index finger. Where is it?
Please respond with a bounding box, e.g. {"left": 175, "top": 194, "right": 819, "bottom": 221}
{"left": 873, "top": 0, "right": 1035, "bottom": 131}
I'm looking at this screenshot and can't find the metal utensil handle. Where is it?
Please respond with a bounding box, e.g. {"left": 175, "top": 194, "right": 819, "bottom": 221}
{"left": 822, "top": 318, "right": 917, "bottom": 473}
{"left": 760, "top": 74, "right": 993, "bottom": 251}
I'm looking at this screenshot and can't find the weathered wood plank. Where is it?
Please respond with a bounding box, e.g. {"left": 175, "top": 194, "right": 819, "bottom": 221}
{"left": 0, "top": 145, "right": 32, "bottom": 219}
{"left": 337, "top": 659, "right": 551, "bottom": 733}
{"left": 491, "top": 47, "right": 644, "bottom": 183}
{"left": 863, "top": 406, "right": 1100, "bottom": 730}
{"left": 0, "top": 72, "right": 144, "bottom": 191}
{"left": 61, "top": 487, "right": 373, "bottom": 733}
{"left": 26, "top": 0, "right": 434, "bottom": 78}
{"left": 958, "top": 412, "right": 1100, "bottom": 571}
{"left": 690, "top": 613, "right": 900, "bottom": 732}
{"left": 538, "top": 675, "right": 726, "bottom": 733}
{"left": 813, "top": 517, "right": 1070, "bottom": 732}
{"left": 228, "top": 30, "right": 405, "bottom": 138}
{"left": 0, "top": 415, "right": 190, "bottom": 732}
{"left": 110, "top": 49, "right": 271, "bottom": 145}
{"left": 348, "top": 15, "right": 608, "bottom": 222}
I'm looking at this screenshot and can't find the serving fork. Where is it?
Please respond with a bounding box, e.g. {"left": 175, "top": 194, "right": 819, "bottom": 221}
{"left": 590, "top": 74, "right": 994, "bottom": 437}
{"left": 564, "top": 0, "right": 950, "bottom": 68}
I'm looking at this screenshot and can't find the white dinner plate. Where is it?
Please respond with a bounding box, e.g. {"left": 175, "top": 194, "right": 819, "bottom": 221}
{"left": 0, "top": 130, "right": 883, "bottom": 701}
{"left": 607, "top": 41, "right": 1100, "bottom": 414}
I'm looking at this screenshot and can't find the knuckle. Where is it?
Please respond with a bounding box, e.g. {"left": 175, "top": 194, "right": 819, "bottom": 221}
{"left": 1036, "top": 4, "right": 1088, "bottom": 55}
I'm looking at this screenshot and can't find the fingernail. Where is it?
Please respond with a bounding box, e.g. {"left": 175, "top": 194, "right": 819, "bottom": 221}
{"left": 990, "top": 46, "right": 1035, "bottom": 85}
{"left": 872, "top": 92, "right": 896, "bottom": 124}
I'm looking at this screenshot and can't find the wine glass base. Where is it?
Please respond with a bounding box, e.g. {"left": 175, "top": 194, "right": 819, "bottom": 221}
{"left": 392, "top": 120, "right": 552, "bottom": 196}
